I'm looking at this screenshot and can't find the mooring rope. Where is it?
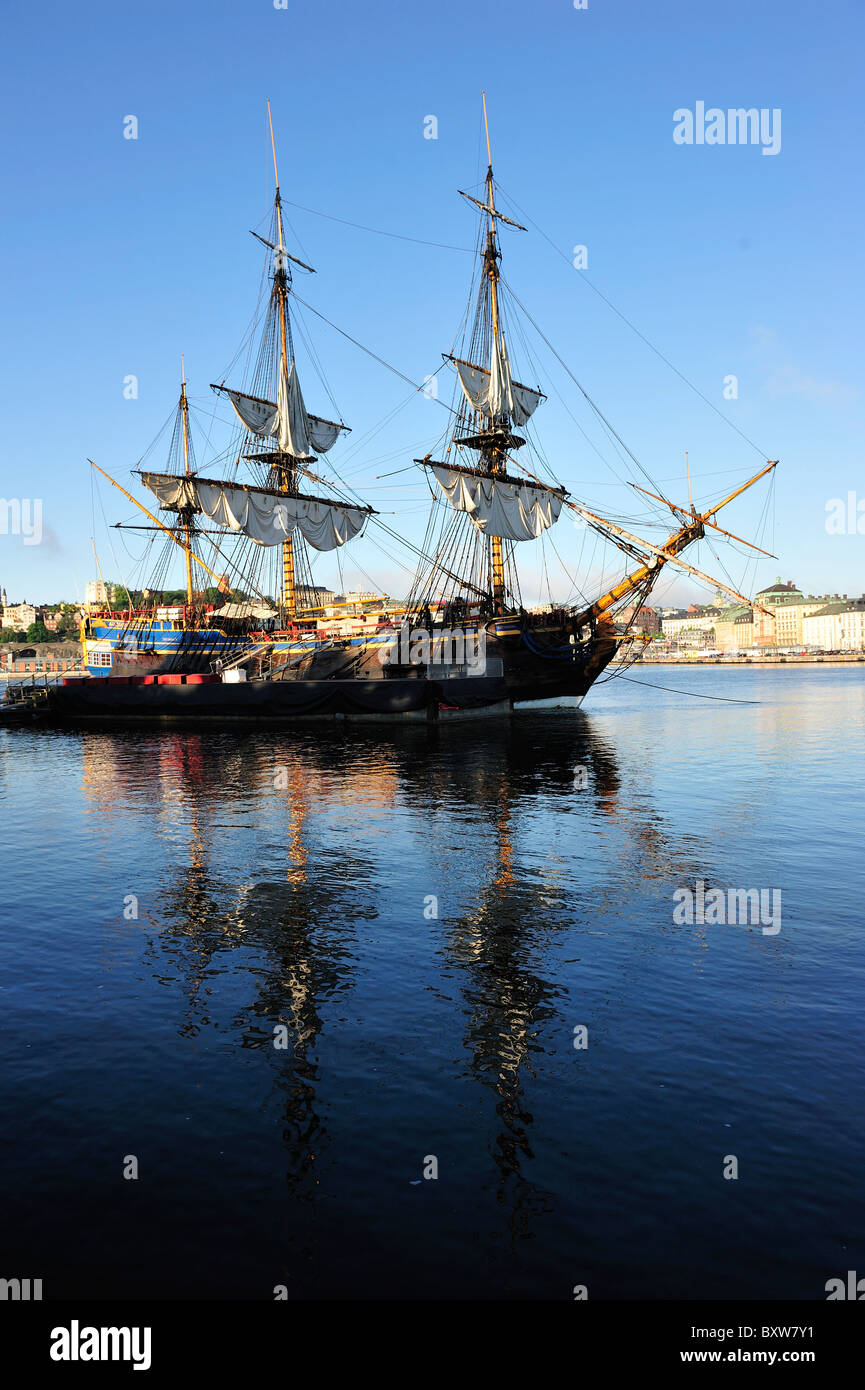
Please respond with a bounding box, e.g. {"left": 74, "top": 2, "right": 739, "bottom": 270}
{"left": 610, "top": 673, "right": 760, "bottom": 704}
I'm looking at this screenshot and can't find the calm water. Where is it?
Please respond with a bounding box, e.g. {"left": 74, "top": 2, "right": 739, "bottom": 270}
{"left": 1, "top": 666, "right": 863, "bottom": 1300}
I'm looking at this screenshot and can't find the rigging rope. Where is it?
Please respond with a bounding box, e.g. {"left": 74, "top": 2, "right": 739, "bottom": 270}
{"left": 281, "top": 197, "right": 474, "bottom": 255}
{"left": 501, "top": 275, "right": 674, "bottom": 508}
{"left": 288, "top": 290, "right": 460, "bottom": 415}
{"left": 496, "top": 184, "right": 773, "bottom": 461}
{"left": 608, "top": 673, "right": 760, "bottom": 703}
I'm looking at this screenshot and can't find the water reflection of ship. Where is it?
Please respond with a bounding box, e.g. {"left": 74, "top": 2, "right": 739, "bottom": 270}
{"left": 185, "top": 745, "right": 391, "bottom": 1190}
{"left": 80, "top": 720, "right": 623, "bottom": 1171}
{"left": 396, "top": 716, "right": 625, "bottom": 1238}
{"left": 78, "top": 717, "right": 712, "bottom": 1244}
{"left": 394, "top": 715, "right": 731, "bottom": 1246}
{"left": 81, "top": 728, "right": 391, "bottom": 1194}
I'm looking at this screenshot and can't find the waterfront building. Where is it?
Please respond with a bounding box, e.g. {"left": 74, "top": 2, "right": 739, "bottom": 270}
{"left": 803, "top": 598, "right": 865, "bottom": 650}
{"left": 751, "top": 604, "right": 775, "bottom": 646}
{"left": 1, "top": 601, "right": 37, "bottom": 630}
{"left": 335, "top": 590, "right": 386, "bottom": 606}
{"left": 661, "top": 609, "right": 724, "bottom": 644}
{"left": 84, "top": 580, "right": 110, "bottom": 606}
{"left": 755, "top": 579, "right": 841, "bottom": 646}
{"left": 756, "top": 579, "right": 804, "bottom": 607}
{"left": 296, "top": 585, "right": 335, "bottom": 611}
{"left": 616, "top": 603, "right": 659, "bottom": 634}
{"left": 714, "top": 606, "right": 753, "bottom": 652}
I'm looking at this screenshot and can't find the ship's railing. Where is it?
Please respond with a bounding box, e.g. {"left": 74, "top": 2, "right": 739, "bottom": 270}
{"left": 2, "top": 672, "right": 66, "bottom": 706}
{"left": 213, "top": 642, "right": 279, "bottom": 675}
{"left": 267, "top": 646, "right": 334, "bottom": 680}
{"left": 214, "top": 636, "right": 351, "bottom": 682}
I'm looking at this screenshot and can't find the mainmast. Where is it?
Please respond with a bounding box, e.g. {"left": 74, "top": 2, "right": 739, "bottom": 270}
{"left": 268, "top": 99, "right": 297, "bottom": 622}
{"left": 179, "top": 356, "right": 194, "bottom": 608}
{"left": 481, "top": 93, "right": 506, "bottom": 614}
{"left": 204, "top": 122, "right": 363, "bottom": 578}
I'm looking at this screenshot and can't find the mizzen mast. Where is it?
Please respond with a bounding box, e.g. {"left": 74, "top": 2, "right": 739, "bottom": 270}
{"left": 179, "top": 356, "right": 194, "bottom": 608}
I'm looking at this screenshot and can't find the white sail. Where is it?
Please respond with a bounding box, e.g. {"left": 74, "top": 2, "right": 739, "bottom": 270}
{"left": 430, "top": 465, "right": 563, "bottom": 541}
{"left": 501, "top": 338, "right": 542, "bottom": 426}
{"left": 225, "top": 389, "right": 279, "bottom": 438}
{"left": 307, "top": 415, "right": 341, "bottom": 454}
{"left": 217, "top": 370, "right": 346, "bottom": 457}
{"left": 452, "top": 344, "right": 544, "bottom": 427}
{"left": 488, "top": 336, "right": 507, "bottom": 420}
{"left": 454, "top": 359, "right": 489, "bottom": 413}
{"left": 140, "top": 472, "right": 368, "bottom": 551}
{"left": 277, "top": 361, "right": 308, "bottom": 456}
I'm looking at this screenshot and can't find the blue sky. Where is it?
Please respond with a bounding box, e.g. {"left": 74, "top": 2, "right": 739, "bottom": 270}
{"left": 1, "top": 0, "right": 862, "bottom": 607}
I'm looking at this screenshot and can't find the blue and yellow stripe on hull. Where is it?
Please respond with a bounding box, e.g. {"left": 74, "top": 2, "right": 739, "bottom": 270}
{"left": 81, "top": 619, "right": 405, "bottom": 678}
{"left": 83, "top": 620, "right": 254, "bottom": 676}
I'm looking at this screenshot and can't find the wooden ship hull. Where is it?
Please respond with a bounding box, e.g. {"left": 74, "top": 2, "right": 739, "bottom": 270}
{"left": 37, "top": 612, "right": 619, "bottom": 723}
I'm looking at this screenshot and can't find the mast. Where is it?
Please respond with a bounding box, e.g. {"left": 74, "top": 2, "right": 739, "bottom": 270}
{"left": 418, "top": 112, "right": 776, "bottom": 635}
{"left": 571, "top": 461, "right": 779, "bottom": 624}
{"left": 89, "top": 462, "right": 233, "bottom": 590}
{"left": 179, "top": 356, "right": 194, "bottom": 608}
{"left": 482, "top": 93, "right": 506, "bottom": 615}
{"left": 268, "top": 99, "right": 297, "bottom": 622}
{"left": 413, "top": 116, "right": 549, "bottom": 616}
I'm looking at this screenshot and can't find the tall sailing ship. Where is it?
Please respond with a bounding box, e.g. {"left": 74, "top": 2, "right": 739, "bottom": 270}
{"left": 46, "top": 102, "right": 775, "bottom": 722}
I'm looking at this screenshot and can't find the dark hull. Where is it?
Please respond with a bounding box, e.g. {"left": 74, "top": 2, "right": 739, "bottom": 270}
{"left": 109, "top": 650, "right": 218, "bottom": 677}
{"left": 27, "top": 620, "right": 618, "bottom": 724}
{"left": 43, "top": 675, "right": 510, "bottom": 722}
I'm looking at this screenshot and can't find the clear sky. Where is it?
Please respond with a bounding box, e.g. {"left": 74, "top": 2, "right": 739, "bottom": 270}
{"left": 1, "top": 0, "right": 862, "bottom": 609}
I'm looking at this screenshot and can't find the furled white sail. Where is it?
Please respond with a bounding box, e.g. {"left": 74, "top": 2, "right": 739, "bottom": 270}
{"left": 430, "top": 465, "right": 563, "bottom": 541}
{"left": 140, "top": 472, "right": 368, "bottom": 551}
{"left": 217, "top": 367, "right": 346, "bottom": 457}
{"left": 452, "top": 342, "right": 544, "bottom": 427}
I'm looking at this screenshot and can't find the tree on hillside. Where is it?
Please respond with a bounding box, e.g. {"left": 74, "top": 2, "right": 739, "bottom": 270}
{"left": 25, "top": 621, "right": 53, "bottom": 644}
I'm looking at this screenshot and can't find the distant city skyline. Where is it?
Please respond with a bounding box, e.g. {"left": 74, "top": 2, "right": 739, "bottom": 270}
{"left": 1, "top": 0, "right": 862, "bottom": 605}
